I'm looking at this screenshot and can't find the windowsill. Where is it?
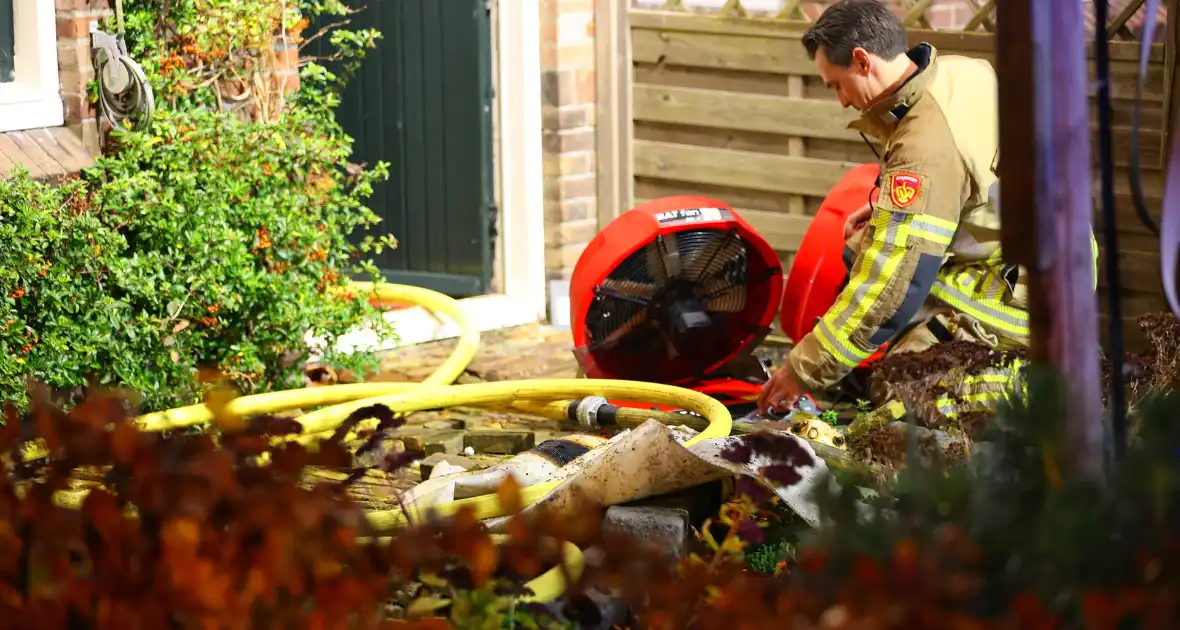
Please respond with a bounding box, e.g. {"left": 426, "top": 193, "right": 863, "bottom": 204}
{"left": 0, "top": 82, "right": 64, "bottom": 134}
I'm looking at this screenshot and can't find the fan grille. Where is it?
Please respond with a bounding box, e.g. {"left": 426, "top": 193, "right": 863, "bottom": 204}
{"left": 577, "top": 227, "right": 777, "bottom": 383}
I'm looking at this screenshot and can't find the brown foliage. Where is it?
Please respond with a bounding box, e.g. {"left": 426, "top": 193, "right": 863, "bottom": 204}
{"left": 1, "top": 387, "right": 1179, "bottom": 629}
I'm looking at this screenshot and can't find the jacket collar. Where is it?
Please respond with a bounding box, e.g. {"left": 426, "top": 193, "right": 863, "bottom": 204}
{"left": 848, "top": 43, "right": 938, "bottom": 142}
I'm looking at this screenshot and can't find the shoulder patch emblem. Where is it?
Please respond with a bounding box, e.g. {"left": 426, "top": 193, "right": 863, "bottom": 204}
{"left": 889, "top": 172, "right": 922, "bottom": 208}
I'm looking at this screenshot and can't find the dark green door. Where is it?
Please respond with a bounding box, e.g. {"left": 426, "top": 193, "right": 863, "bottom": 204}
{"left": 320, "top": 0, "right": 495, "bottom": 297}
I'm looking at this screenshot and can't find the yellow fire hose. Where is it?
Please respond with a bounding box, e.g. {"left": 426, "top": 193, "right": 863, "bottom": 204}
{"left": 21, "top": 281, "right": 733, "bottom": 604}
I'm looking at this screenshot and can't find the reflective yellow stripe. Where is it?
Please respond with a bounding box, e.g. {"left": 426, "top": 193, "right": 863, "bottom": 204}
{"left": 937, "top": 390, "right": 1008, "bottom": 418}
{"left": 823, "top": 211, "right": 958, "bottom": 356}
{"left": 827, "top": 211, "right": 908, "bottom": 333}
{"left": 935, "top": 363, "right": 1027, "bottom": 418}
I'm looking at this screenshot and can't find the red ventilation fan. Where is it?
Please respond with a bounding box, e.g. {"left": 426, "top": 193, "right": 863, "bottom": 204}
{"left": 569, "top": 196, "right": 783, "bottom": 408}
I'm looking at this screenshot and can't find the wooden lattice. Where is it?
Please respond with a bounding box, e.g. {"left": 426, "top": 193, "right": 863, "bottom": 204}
{"left": 636, "top": 0, "right": 1166, "bottom": 40}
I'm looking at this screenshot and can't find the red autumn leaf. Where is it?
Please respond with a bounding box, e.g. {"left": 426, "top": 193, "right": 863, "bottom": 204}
{"left": 496, "top": 475, "right": 523, "bottom": 515}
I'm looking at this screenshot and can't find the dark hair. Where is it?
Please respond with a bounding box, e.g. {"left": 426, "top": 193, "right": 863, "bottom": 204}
{"left": 801, "top": 0, "right": 909, "bottom": 67}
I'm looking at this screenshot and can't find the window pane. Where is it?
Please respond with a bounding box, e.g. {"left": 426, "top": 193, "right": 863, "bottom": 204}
{"left": 0, "top": 0, "right": 12, "bottom": 83}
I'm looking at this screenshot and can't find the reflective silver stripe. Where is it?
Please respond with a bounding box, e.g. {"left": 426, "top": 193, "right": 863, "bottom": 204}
{"left": 909, "top": 217, "right": 956, "bottom": 244}
{"left": 815, "top": 319, "right": 872, "bottom": 367}
{"left": 931, "top": 279, "right": 1029, "bottom": 335}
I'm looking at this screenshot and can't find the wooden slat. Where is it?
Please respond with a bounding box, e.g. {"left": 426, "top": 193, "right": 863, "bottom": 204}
{"left": 1097, "top": 247, "right": 1162, "bottom": 293}
{"left": 634, "top": 139, "right": 857, "bottom": 198}
{"left": 1099, "top": 315, "right": 1151, "bottom": 351}
{"left": 1098, "top": 287, "right": 1166, "bottom": 318}
{"left": 628, "top": 10, "right": 1165, "bottom": 62}
{"left": 632, "top": 29, "right": 1165, "bottom": 103}
{"left": 632, "top": 28, "right": 816, "bottom": 76}
{"left": 633, "top": 84, "right": 857, "bottom": 140}
{"left": 633, "top": 84, "right": 1165, "bottom": 167}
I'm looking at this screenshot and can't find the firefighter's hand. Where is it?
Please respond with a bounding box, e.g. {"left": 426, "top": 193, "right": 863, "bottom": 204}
{"left": 843, "top": 202, "right": 873, "bottom": 239}
{"left": 757, "top": 365, "right": 807, "bottom": 415}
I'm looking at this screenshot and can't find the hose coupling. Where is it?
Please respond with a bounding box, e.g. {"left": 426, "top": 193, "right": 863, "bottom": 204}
{"left": 574, "top": 396, "right": 610, "bottom": 429}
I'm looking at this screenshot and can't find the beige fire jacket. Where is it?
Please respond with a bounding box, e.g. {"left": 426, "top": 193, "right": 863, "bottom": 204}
{"left": 786, "top": 43, "right": 1099, "bottom": 393}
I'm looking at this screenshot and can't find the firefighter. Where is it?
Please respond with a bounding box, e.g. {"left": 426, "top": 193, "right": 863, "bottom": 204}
{"left": 756, "top": 0, "right": 1097, "bottom": 420}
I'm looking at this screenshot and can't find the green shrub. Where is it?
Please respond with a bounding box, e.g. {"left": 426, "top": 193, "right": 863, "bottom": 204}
{"left": 0, "top": 0, "right": 394, "bottom": 411}
{"left": 0, "top": 111, "right": 394, "bottom": 411}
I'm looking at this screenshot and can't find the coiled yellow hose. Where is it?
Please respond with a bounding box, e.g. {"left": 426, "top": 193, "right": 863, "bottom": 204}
{"left": 25, "top": 281, "right": 733, "bottom": 604}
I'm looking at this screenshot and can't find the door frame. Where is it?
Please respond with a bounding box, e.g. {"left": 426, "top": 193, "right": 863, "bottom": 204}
{"left": 493, "top": 0, "right": 547, "bottom": 321}
{"left": 322, "top": 0, "right": 547, "bottom": 356}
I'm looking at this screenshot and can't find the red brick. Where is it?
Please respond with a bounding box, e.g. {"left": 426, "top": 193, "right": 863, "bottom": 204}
{"left": 544, "top": 152, "right": 593, "bottom": 177}
{"left": 56, "top": 37, "right": 92, "bottom": 72}
{"left": 546, "top": 217, "right": 598, "bottom": 247}
{"left": 544, "top": 198, "right": 593, "bottom": 223}
{"left": 56, "top": 16, "right": 93, "bottom": 39}
{"left": 540, "top": 69, "right": 596, "bottom": 108}
{"left": 273, "top": 43, "right": 299, "bottom": 71}
{"left": 557, "top": 173, "right": 597, "bottom": 199}
{"left": 545, "top": 242, "right": 588, "bottom": 272}
{"left": 58, "top": 69, "right": 93, "bottom": 96}
{"left": 542, "top": 127, "right": 595, "bottom": 154}
{"left": 62, "top": 92, "right": 94, "bottom": 121}
{"left": 541, "top": 14, "right": 558, "bottom": 46}
{"left": 271, "top": 70, "right": 300, "bottom": 94}
{"left": 55, "top": 0, "right": 110, "bottom": 11}
{"left": 556, "top": 11, "right": 593, "bottom": 46}
{"left": 543, "top": 104, "right": 594, "bottom": 131}
{"left": 540, "top": 43, "right": 558, "bottom": 70}
{"left": 555, "top": 43, "right": 594, "bottom": 69}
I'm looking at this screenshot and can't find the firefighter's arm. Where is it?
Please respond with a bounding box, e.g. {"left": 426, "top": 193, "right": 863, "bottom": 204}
{"left": 786, "top": 147, "right": 968, "bottom": 393}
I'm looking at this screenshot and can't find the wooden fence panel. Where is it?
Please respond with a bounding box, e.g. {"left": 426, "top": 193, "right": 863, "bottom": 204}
{"left": 628, "top": 0, "right": 1171, "bottom": 349}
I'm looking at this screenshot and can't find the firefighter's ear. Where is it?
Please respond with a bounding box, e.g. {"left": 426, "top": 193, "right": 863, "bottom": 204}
{"left": 850, "top": 48, "right": 872, "bottom": 75}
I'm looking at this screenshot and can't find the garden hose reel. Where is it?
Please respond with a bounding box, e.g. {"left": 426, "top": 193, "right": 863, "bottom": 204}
{"left": 90, "top": 0, "right": 154, "bottom": 141}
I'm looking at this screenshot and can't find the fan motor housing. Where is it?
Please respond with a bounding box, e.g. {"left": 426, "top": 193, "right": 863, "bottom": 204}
{"left": 569, "top": 195, "right": 784, "bottom": 386}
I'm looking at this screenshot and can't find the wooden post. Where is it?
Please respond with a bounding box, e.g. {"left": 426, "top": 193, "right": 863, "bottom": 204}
{"left": 995, "top": 0, "right": 1105, "bottom": 478}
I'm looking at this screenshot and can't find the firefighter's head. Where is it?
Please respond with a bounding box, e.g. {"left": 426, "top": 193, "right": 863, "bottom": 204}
{"left": 802, "top": 0, "right": 912, "bottom": 112}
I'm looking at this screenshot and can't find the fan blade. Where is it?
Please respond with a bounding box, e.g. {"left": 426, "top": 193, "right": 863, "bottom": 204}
{"left": 700, "top": 277, "right": 748, "bottom": 313}
{"left": 587, "top": 307, "right": 648, "bottom": 350}
{"left": 598, "top": 278, "right": 657, "bottom": 304}
{"left": 645, "top": 234, "right": 682, "bottom": 285}
{"left": 684, "top": 230, "right": 744, "bottom": 283}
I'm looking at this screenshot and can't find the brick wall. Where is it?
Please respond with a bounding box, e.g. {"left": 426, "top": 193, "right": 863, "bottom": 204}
{"left": 541, "top": 0, "right": 598, "bottom": 281}
{"left": 53, "top": 2, "right": 300, "bottom": 155}
{"left": 55, "top": 0, "right": 112, "bottom": 155}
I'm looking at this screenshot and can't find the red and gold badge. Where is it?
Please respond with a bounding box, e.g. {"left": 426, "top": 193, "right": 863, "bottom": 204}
{"left": 889, "top": 172, "right": 922, "bottom": 208}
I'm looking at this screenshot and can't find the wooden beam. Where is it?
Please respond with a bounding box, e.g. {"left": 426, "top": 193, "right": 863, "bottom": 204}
{"left": 1105, "top": 0, "right": 1145, "bottom": 41}
{"left": 633, "top": 139, "right": 858, "bottom": 198}
{"left": 996, "top": 0, "right": 1105, "bottom": 476}
{"left": 596, "top": 0, "right": 634, "bottom": 227}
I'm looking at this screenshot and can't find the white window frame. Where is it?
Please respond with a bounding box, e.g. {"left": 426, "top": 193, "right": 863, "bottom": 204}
{"left": 0, "top": 0, "right": 64, "bottom": 133}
